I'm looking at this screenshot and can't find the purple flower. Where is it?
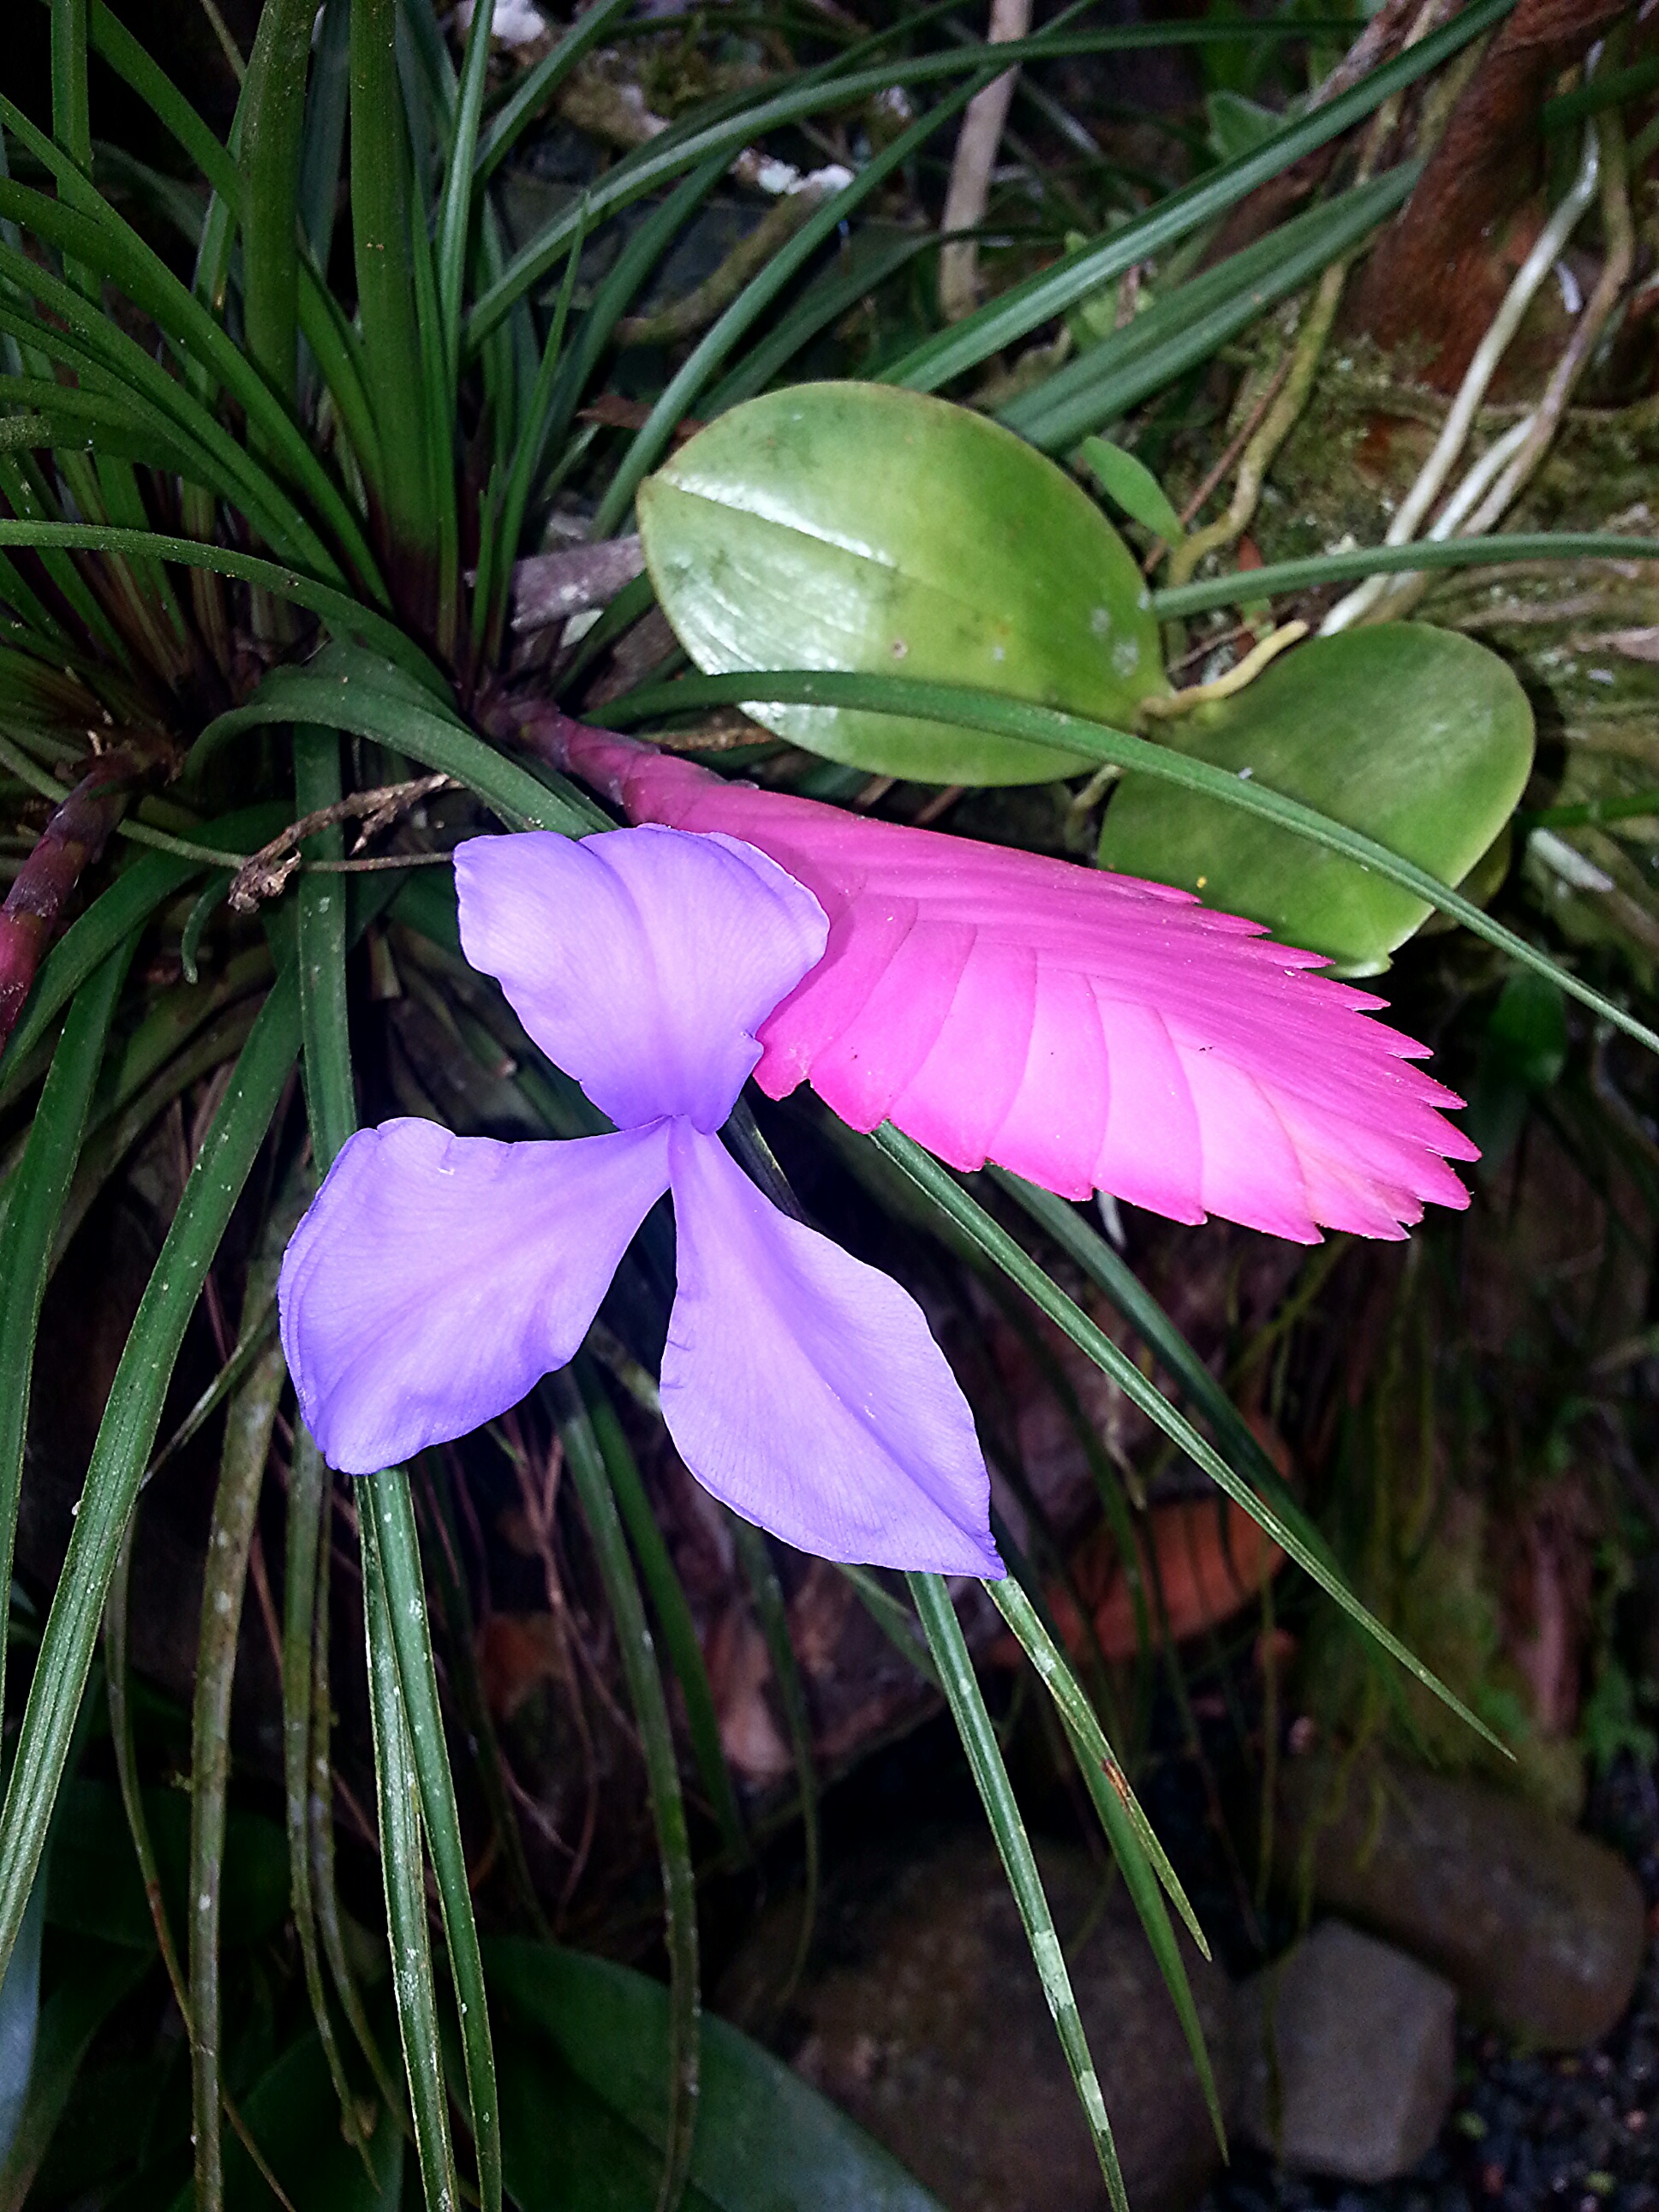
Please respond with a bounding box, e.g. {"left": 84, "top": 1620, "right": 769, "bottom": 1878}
{"left": 277, "top": 825, "right": 1000, "bottom": 1576}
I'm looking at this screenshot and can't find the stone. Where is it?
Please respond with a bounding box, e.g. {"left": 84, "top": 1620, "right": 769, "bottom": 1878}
{"left": 1234, "top": 1920, "right": 1457, "bottom": 2182}
{"left": 1281, "top": 1752, "right": 1647, "bottom": 2048}
{"left": 722, "top": 1831, "right": 1238, "bottom": 2212}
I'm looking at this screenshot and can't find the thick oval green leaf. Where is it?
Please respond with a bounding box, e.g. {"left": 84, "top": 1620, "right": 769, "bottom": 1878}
{"left": 1095, "top": 625, "right": 1534, "bottom": 971}
{"left": 638, "top": 384, "right": 1167, "bottom": 786}
{"left": 486, "top": 1937, "right": 945, "bottom": 2212}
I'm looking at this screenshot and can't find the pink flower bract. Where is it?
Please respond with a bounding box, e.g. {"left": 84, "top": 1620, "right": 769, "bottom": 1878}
{"left": 536, "top": 718, "right": 1477, "bottom": 1244}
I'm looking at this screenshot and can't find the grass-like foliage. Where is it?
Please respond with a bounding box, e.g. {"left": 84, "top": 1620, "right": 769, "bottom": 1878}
{"left": 0, "top": 0, "right": 1654, "bottom": 2205}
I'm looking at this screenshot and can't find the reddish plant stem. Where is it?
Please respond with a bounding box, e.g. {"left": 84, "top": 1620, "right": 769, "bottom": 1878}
{"left": 0, "top": 741, "right": 169, "bottom": 1047}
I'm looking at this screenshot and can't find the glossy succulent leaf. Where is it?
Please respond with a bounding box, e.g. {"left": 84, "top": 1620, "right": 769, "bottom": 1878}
{"left": 486, "top": 1939, "right": 945, "bottom": 2211}
{"left": 590, "top": 74, "right": 989, "bottom": 540}
{"left": 638, "top": 385, "right": 1167, "bottom": 785}
{"left": 1096, "top": 625, "right": 1535, "bottom": 971}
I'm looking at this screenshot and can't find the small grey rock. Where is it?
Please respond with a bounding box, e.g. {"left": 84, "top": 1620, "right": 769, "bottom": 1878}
{"left": 1280, "top": 1753, "right": 1647, "bottom": 2048}
{"left": 1235, "top": 1920, "right": 1456, "bottom": 2183}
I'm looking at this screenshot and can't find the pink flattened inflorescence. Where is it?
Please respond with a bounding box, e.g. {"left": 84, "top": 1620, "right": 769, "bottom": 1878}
{"left": 547, "top": 721, "right": 1477, "bottom": 1246}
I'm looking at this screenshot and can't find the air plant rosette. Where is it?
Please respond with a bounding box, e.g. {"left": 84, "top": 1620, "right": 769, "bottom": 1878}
{"left": 1, "top": 0, "right": 1656, "bottom": 2204}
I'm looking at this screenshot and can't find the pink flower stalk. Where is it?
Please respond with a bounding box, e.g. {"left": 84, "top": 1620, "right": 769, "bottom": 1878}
{"left": 525, "top": 713, "right": 1477, "bottom": 1244}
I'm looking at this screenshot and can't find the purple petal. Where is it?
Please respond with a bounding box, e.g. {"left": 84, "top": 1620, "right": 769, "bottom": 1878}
{"left": 455, "top": 826, "right": 827, "bottom": 1133}
{"left": 660, "top": 1122, "right": 1000, "bottom": 1575}
{"left": 279, "top": 1118, "right": 671, "bottom": 1473}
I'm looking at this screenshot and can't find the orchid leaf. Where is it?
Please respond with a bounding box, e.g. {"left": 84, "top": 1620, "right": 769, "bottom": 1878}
{"left": 486, "top": 1939, "right": 946, "bottom": 2211}
{"left": 590, "top": 74, "right": 991, "bottom": 541}
{"left": 1096, "top": 625, "right": 1536, "bottom": 971}
{"left": 639, "top": 386, "right": 1167, "bottom": 785}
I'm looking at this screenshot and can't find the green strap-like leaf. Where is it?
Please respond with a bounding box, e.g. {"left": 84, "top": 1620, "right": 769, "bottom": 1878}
{"left": 992, "top": 1169, "right": 1303, "bottom": 1534}
{"left": 293, "top": 726, "right": 503, "bottom": 2212}
{"left": 282, "top": 1431, "right": 375, "bottom": 2172}
{"left": 0, "top": 946, "right": 132, "bottom": 1729}
{"left": 880, "top": 0, "right": 1513, "bottom": 392}
{"left": 468, "top": 16, "right": 1424, "bottom": 347}
{"left": 987, "top": 1577, "right": 1225, "bottom": 2150}
{"left": 908, "top": 1572, "right": 1128, "bottom": 2212}
{"left": 0, "top": 158, "right": 383, "bottom": 593}
{"left": 1003, "top": 166, "right": 1416, "bottom": 452}
{"left": 727, "top": 1509, "right": 820, "bottom": 1997}
{"left": 85, "top": 0, "right": 238, "bottom": 197}
{"left": 0, "top": 974, "right": 301, "bottom": 1986}
{"left": 349, "top": 0, "right": 441, "bottom": 588}
{"left": 361, "top": 1504, "right": 462, "bottom": 2212}
{"left": 194, "top": 652, "right": 603, "bottom": 834}
{"left": 435, "top": 0, "right": 494, "bottom": 388}
{"left": 190, "top": 1281, "right": 289, "bottom": 2212}
{"left": 878, "top": 1127, "right": 1506, "bottom": 1751}
{"left": 362, "top": 1471, "right": 504, "bottom": 2212}
{"left": 293, "top": 727, "right": 355, "bottom": 1170}
{"left": 242, "top": 0, "right": 318, "bottom": 409}
{"left": 474, "top": 0, "right": 636, "bottom": 181}
{"left": 554, "top": 1378, "right": 701, "bottom": 2212}
{"left": 1150, "top": 530, "right": 1659, "bottom": 617}
{"left": 583, "top": 1386, "right": 749, "bottom": 1869}
{"left": 0, "top": 521, "right": 441, "bottom": 690}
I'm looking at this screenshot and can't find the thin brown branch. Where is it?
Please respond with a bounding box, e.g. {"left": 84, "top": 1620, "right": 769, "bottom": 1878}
{"left": 227, "top": 774, "right": 453, "bottom": 912}
{"left": 937, "top": 0, "right": 1034, "bottom": 322}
